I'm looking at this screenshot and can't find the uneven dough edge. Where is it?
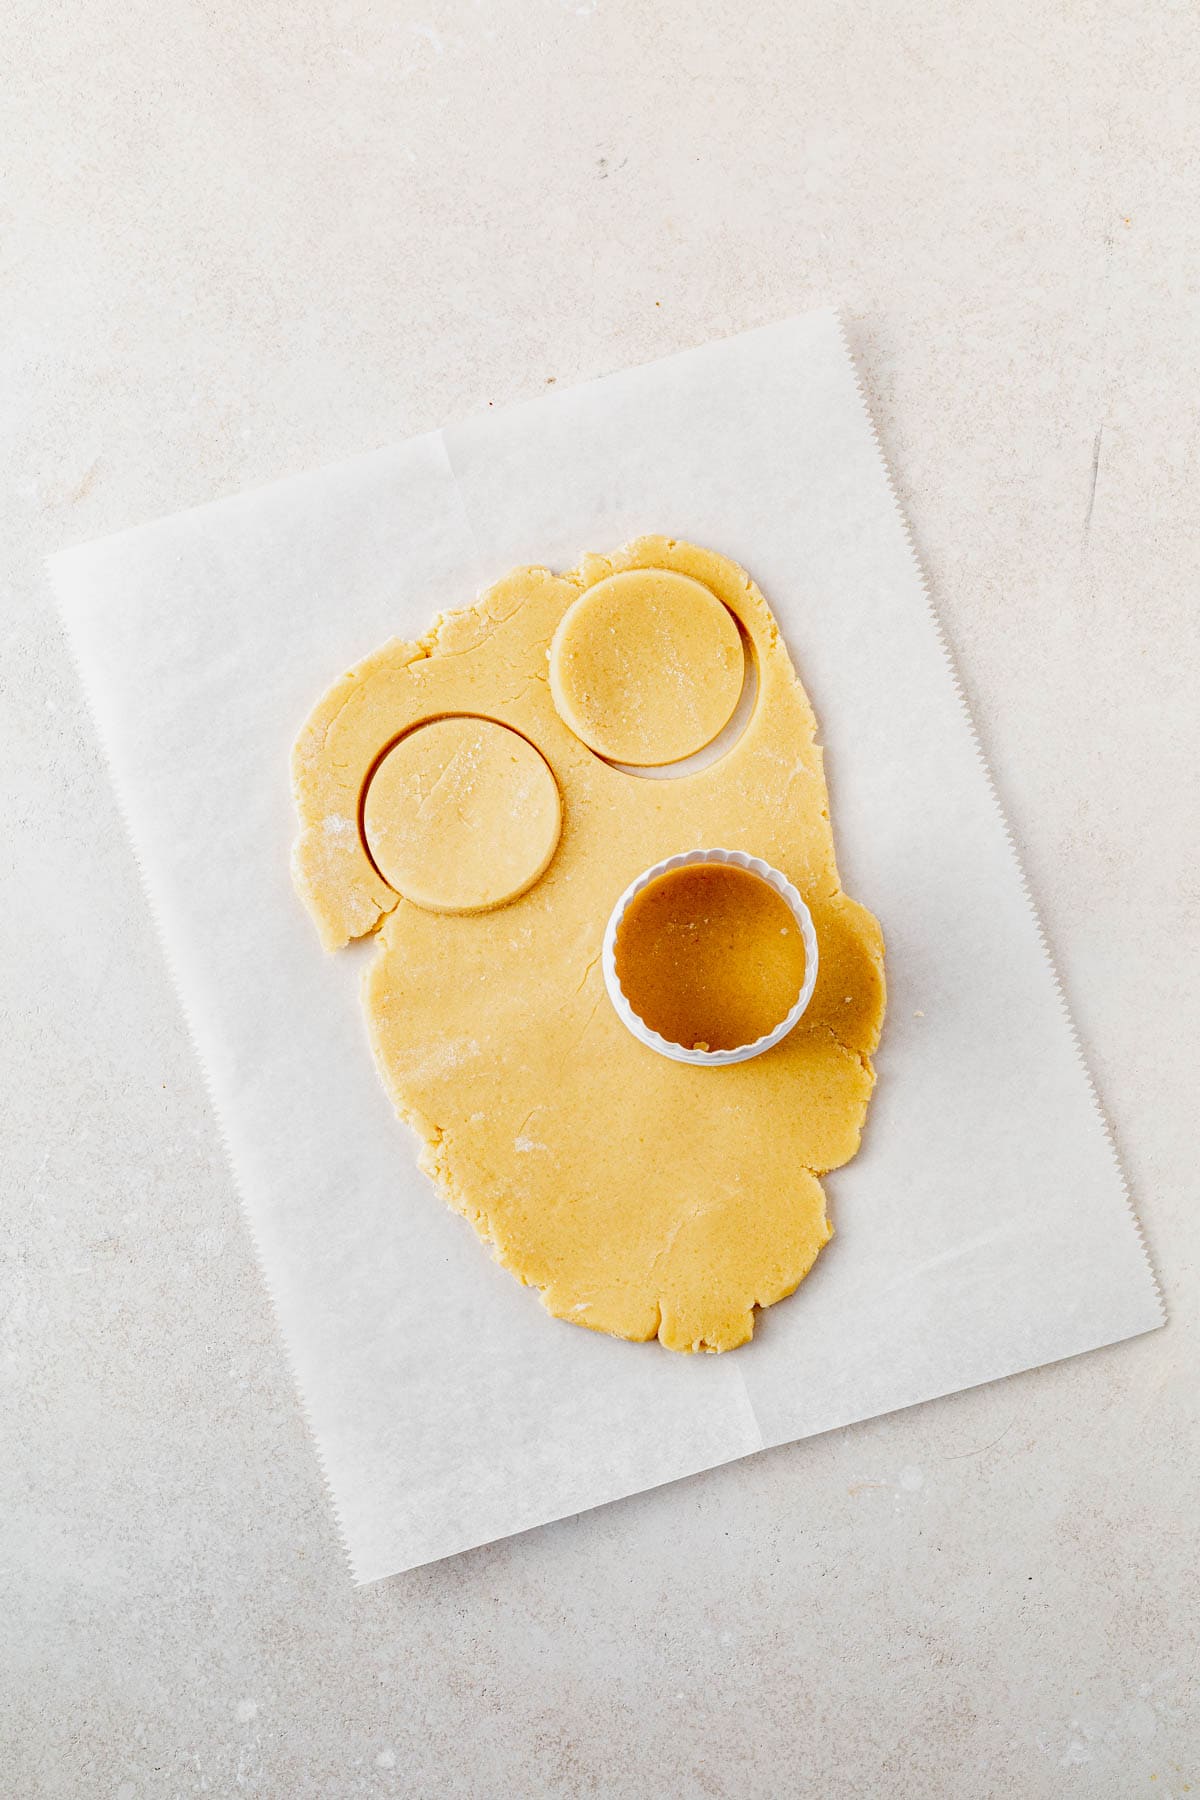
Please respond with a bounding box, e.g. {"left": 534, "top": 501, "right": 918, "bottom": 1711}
{"left": 361, "top": 1013, "right": 849, "bottom": 1355}
{"left": 293, "top": 538, "right": 886, "bottom": 1353}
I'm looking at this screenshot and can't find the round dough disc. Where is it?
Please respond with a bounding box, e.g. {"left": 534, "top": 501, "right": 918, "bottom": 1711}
{"left": 363, "top": 716, "right": 561, "bottom": 914}
{"left": 548, "top": 568, "right": 745, "bottom": 766}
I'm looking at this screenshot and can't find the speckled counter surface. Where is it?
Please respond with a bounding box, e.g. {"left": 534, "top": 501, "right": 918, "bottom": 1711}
{"left": 3, "top": 3, "right": 1197, "bottom": 1795}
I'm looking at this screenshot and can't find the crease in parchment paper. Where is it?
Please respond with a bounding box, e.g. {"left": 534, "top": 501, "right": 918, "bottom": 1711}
{"left": 52, "top": 600, "right": 366, "bottom": 1576}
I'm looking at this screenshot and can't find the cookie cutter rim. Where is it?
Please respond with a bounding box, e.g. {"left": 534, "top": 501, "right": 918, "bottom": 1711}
{"left": 601, "top": 847, "right": 820, "bottom": 1067}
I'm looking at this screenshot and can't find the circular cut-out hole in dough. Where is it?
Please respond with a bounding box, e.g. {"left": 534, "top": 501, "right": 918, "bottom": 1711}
{"left": 549, "top": 568, "right": 745, "bottom": 767}
{"left": 362, "top": 716, "right": 561, "bottom": 914}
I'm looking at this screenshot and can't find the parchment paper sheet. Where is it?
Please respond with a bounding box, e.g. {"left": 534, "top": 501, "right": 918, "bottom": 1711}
{"left": 50, "top": 313, "right": 1162, "bottom": 1582}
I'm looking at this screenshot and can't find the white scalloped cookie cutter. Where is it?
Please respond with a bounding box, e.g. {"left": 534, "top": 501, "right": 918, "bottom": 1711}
{"left": 602, "top": 847, "right": 820, "bottom": 1067}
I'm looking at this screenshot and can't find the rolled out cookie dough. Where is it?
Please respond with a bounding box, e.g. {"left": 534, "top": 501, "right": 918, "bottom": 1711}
{"left": 291, "top": 538, "right": 885, "bottom": 1352}
{"left": 363, "top": 717, "right": 561, "bottom": 914}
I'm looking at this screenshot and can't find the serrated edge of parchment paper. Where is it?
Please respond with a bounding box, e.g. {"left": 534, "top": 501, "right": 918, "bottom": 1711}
{"left": 47, "top": 569, "right": 365, "bottom": 1584}
{"left": 835, "top": 312, "right": 1165, "bottom": 1328}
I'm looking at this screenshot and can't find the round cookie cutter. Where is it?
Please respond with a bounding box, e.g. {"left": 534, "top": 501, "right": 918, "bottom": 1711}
{"left": 602, "top": 847, "right": 820, "bottom": 1067}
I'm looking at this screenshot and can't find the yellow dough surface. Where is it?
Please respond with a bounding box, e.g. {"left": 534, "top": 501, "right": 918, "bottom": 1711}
{"left": 363, "top": 717, "right": 561, "bottom": 914}
{"left": 548, "top": 567, "right": 745, "bottom": 765}
{"left": 291, "top": 538, "right": 885, "bottom": 1352}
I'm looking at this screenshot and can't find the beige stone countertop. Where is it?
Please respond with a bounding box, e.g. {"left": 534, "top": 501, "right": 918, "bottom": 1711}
{"left": 3, "top": 3, "right": 1197, "bottom": 1795}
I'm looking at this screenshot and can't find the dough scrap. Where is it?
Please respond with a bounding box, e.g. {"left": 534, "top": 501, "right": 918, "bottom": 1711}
{"left": 548, "top": 567, "right": 744, "bottom": 765}
{"left": 291, "top": 538, "right": 885, "bottom": 1352}
{"left": 363, "top": 716, "right": 561, "bottom": 914}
